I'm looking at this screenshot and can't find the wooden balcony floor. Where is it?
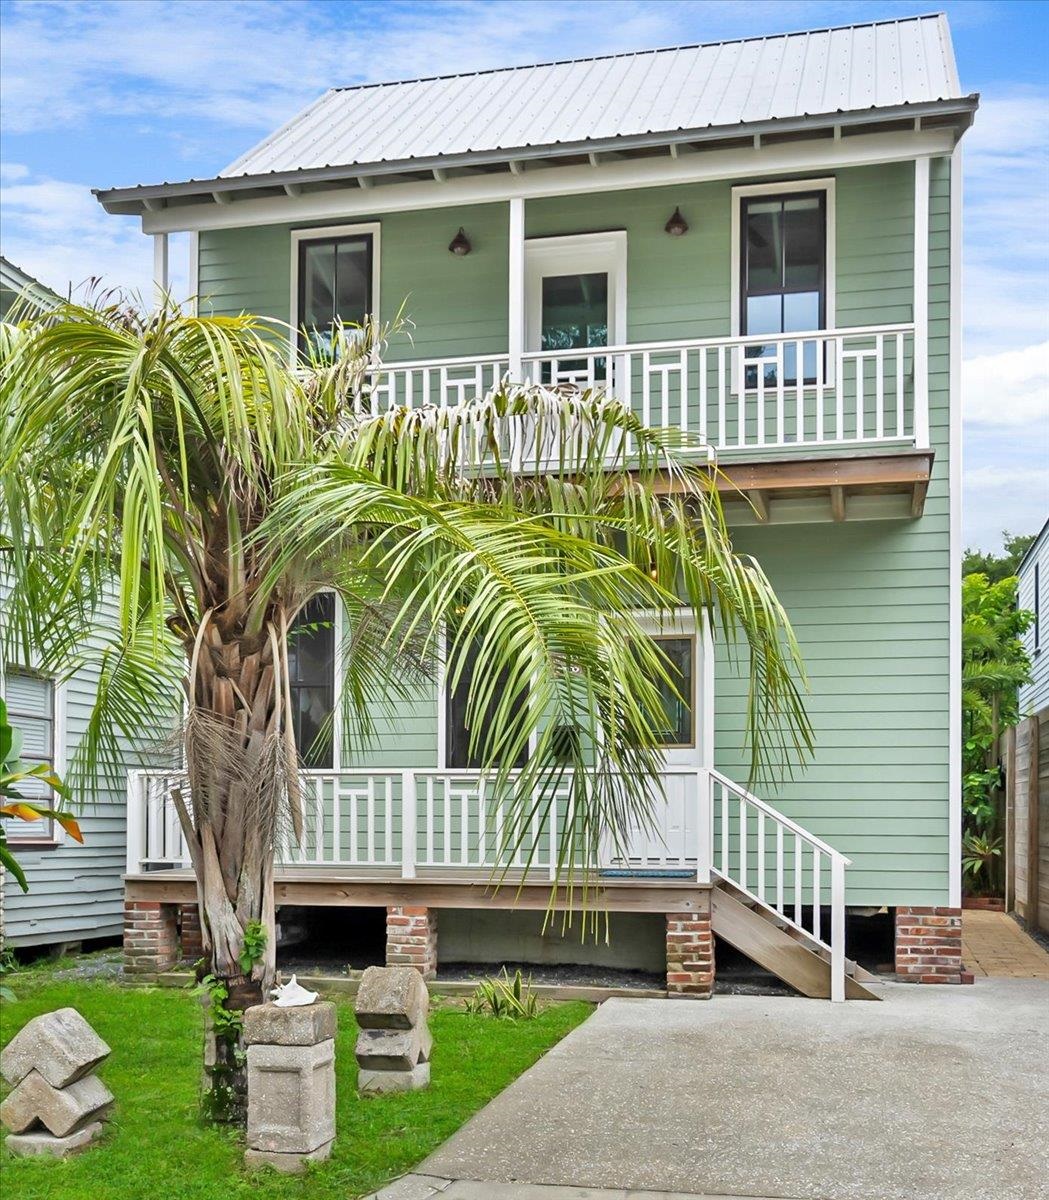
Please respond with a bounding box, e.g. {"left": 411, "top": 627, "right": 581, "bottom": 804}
{"left": 125, "top": 867, "right": 711, "bottom": 913}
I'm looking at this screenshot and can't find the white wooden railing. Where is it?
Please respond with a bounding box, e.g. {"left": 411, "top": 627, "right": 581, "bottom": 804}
{"left": 709, "top": 768, "right": 850, "bottom": 1002}
{"left": 363, "top": 324, "right": 921, "bottom": 454}
{"left": 126, "top": 763, "right": 853, "bottom": 1000}
{"left": 126, "top": 766, "right": 709, "bottom": 879}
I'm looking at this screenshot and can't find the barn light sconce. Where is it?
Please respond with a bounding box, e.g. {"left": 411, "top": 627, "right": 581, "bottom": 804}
{"left": 664, "top": 207, "right": 689, "bottom": 236}
{"left": 448, "top": 227, "right": 472, "bottom": 256}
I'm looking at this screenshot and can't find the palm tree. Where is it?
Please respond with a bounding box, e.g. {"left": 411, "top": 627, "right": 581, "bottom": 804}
{"left": 1, "top": 300, "right": 811, "bottom": 1117}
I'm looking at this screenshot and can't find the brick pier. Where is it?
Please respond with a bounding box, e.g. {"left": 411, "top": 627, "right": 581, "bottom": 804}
{"left": 386, "top": 905, "right": 438, "bottom": 979}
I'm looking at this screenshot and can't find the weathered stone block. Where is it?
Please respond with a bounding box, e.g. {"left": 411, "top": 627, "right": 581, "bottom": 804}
{"left": 246, "top": 1039, "right": 335, "bottom": 1155}
{"left": 244, "top": 1001, "right": 337, "bottom": 1047}
{"left": 244, "top": 1139, "right": 333, "bottom": 1174}
{"left": 354, "top": 965, "right": 429, "bottom": 1030}
{"left": 357, "top": 1061, "right": 430, "bottom": 1095}
{"left": 354, "top": 1024, "right": 432, "bottom": 1071}
{"left": 0, "top": 1008, "right": 110, "bottom": 1089}
{"left": 0, "top": 1070, "right": 113, "bottom": 1137}
{"left": 3, "top": 1120, "right": 104, "bottom": 1158}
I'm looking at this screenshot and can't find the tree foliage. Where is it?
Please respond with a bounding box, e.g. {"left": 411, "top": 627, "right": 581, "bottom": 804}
{"left": 961, "top": 570, "right": 1033, "bottom": 893}
{"left": 962, "top": 531, "right": 1036, "bottom": 583}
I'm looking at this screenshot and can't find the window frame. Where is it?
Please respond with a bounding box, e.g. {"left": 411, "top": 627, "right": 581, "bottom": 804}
{"left": 289, "top": 222, "right": 382, "bottom": 362}
{"left": 286, "top": 592, "right": 342, "bottom": 771}
{"left": 438, "top": 627, "right": 533, "bottom": 772}
{"left": 0, "top": 666, "right": 66, "bottom": 846}
{"left": 730, "top": 178, "right": 836, "bottom": 392}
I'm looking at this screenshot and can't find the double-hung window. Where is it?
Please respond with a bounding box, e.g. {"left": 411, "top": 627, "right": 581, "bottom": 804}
{"left": 295, "top": 228, "right": 376, "bottom": 359}
{"left": 3, "top": 670, "right": 57, "bottom": 841}
{"left": 287, "top": 594, "right": 336, "bottom": 769}
{"left": 740, "top": 191, "right": 826, "bottom": 387}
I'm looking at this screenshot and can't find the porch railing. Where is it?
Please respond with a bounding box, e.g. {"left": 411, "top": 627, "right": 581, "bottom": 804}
{"left": 363, "top": 324, "right": 921, "bottom": 454}
{"left": 126, "top": 763, "right": 853, "bottom": 1000}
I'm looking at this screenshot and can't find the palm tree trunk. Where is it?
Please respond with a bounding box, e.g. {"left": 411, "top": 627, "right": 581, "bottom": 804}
{"left": 174, "top": 616, "right": 288, "bottom": 1123}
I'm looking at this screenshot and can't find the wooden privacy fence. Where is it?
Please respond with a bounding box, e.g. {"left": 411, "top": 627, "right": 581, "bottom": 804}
{"left": 1002, "top": 708, "right": 1049, "bottom": 934}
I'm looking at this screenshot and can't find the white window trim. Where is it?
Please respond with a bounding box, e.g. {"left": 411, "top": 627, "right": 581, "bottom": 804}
{"left": 0, "top": 665, "right": 68, "bottom": 846}
{"left": 730, "top": 178, "right": 836, "bottom": 394}
{"left": 524, "top": 230, "right": 628, "bottom": 352}
{"left": 289, "top": 221, "right": 382, "bottom": 364}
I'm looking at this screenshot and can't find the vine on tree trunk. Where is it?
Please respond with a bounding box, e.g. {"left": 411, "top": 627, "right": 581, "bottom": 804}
{"left": 192, "top": 921, "right": 267, "bottom": 1124}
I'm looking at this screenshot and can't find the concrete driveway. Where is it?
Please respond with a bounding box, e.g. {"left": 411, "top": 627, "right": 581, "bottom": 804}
{"left": 373, "top": 978, "right": 1049, "bottom": 1200}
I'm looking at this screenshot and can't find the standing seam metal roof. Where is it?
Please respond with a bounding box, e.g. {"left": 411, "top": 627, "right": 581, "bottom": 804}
{"left": 222, "top": 13, "right": 963, "bottom": 179}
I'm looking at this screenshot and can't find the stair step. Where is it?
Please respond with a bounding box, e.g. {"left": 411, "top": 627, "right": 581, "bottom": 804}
{"left": 711, "top": 888, "right": 880, "bottom": 1001}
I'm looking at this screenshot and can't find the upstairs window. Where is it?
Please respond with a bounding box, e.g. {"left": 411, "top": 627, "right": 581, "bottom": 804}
{"left": 287, "top": 594, "right": 336, "bottom": 768}
{"left": 296, "top": 231, "right": 374, "bottom": 359}
{"left": 741, "top": 192, "right": 826, "bottom": 386}
{"left": 3, "top": 670, "right": 57, "bottom": 841}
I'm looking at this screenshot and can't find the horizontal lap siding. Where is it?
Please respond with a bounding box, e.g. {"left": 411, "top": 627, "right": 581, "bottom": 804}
{"left": 2, "top": 593, "right": 136, "bottom": 947}
{"left": 1018, "top": 529, "right": 1048, "bottom": 714}
{"left": 714, "top": 159, "right": 952, "bottom": 907}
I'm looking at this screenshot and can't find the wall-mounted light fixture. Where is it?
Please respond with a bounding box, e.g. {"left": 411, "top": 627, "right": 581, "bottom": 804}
{"left": 664, "top": 207, "right": 689, "bottom": 237}
{"left": 448, "top": 227, "right": 472, "bottom": 256}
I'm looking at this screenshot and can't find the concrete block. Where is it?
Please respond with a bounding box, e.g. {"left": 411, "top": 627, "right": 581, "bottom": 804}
{"left": 0, "top": 1070, "right": 113, "bottom": 1137}
{"left": 246, "top": 1038, "right": 335, "bottom": 1155}
{"left": 354, "top": 1024, "right": 432, "bottom": 1071}
{"left": 243, "top": 1001, "right": 337, "bottom": 1047}
{"left": 0, "top": 1008, "right": 110, "bottom": 1088}
{"left": 244, "top": 1139, "right": 333, "bottom": 1174}
{"left": 358, "top": 1061, "right": 430, "bottom": 1095}
{"left": 3, "top": 1120, "right": 104, "bottom": 1158}
{"left": 355, "top": 966, "right": 429, "bottom": 1030}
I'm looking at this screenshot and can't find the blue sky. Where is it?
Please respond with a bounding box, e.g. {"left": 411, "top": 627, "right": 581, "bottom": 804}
{"left": 1, "top": 0, "right": 1046, "bottom": 550}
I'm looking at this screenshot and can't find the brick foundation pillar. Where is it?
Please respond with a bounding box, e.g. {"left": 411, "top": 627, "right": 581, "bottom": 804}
{"left": 123, "top": 899, "right": 180, "bottom": 977}
{"left": 666, "top": 896, "right": 714, "bottom": 998}
{"left": 895, "top": 906, "right": 964, "bottom": 983}
{"left": 179, "top": 903, "right": 204, "bottom": 962}
{"left": 386, "top": 906, "right": 438, "bottom": 979}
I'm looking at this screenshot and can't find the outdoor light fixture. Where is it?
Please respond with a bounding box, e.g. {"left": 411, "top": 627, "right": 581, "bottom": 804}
{"left": 448, "top": 227, "right": 472, "bottom": 255}
{"left": 664, "top": 207, "right": 689, "bottom": 236}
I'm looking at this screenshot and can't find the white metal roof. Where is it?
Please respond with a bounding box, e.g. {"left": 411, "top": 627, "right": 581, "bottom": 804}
{"left": 224, "top": 13, "right": 964, "bottom": 178}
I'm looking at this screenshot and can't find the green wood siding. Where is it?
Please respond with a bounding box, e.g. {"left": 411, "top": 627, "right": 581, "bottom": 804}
{"left": 188, "top": 158, "right": 955, "bottom": 907}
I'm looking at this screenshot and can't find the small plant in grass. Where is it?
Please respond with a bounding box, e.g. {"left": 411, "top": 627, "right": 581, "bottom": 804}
{"left": 464, "top": 969, "right": 539, "bottom": 1019}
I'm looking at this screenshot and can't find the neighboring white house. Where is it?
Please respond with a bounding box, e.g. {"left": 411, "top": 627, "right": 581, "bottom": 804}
{"left": 1019, "top": 518, "right": 1048, "bottom": 716}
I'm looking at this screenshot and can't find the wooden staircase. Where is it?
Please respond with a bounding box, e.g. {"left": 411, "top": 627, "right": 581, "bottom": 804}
{"left": 711, "top": 879, "right": 880, "bottom": 1001}
{"left": 707, "top": 769, "right": 881, "bottom": 1001}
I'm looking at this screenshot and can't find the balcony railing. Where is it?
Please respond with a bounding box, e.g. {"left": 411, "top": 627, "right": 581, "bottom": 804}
{"left": 365, "top": 324, "right": 922, "bottom": 455}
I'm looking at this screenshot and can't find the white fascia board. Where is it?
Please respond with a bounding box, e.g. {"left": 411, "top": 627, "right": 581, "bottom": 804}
{"left": 140, "top": 128, "right": 957, "bottom": 235}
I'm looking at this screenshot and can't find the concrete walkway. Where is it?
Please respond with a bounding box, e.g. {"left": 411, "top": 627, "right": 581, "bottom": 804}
{"left": 369, "top": 978, "right": 1049, "bottom": 1200}
{"left": 961, "top": 909, "right": 1049, "bottom": 978}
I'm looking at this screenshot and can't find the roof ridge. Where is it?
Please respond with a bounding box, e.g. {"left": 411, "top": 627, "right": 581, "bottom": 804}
{"left": 328, "top": 13, "right": 947, "bottom": 95}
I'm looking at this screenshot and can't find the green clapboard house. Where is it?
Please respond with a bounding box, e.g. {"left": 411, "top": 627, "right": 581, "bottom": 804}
{"left": 94, "top": 14, "right": 976, "bottom": 999}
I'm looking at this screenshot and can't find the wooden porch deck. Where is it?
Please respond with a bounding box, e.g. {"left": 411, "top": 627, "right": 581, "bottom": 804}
{"left": 124, "top": 867, "right": 711, "bottom": 914}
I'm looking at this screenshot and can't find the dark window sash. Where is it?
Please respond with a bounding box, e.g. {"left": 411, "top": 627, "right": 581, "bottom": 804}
{"left": 295, "top": 233, "right": 374, "bottom": 357}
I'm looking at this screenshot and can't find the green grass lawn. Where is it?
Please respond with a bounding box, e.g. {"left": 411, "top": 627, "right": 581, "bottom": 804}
{"left": 0, "top": 967, "right": 590, "bottom": 1200}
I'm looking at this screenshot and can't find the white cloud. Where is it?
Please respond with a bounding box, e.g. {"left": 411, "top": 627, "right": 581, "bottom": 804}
{"left": 963, "top": 343, "right": 1049, "bottom": 427}
{"left": 0, "top": 163, "right": 187, "bottom": 300}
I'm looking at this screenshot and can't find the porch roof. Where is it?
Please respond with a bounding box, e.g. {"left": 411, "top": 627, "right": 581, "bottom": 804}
{"left": 94, "top": 14, "right": 976, "bottom": 219}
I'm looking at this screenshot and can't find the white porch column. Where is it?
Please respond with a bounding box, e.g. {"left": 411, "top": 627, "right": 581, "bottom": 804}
{"left": 912, "top": 157, "right": 930, "bottom": 450}
{"left": 152, "top": 232, "right": 169, "bottom": 306}
{"left": 507, "top": 197, "right": 525, "bottom": 381}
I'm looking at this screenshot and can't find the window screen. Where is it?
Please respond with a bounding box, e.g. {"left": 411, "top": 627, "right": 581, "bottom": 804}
{"left": 297, "top": 234, "right": 373, "bottom": 358}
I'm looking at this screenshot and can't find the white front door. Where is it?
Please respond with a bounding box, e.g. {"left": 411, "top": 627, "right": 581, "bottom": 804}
{"left": 524, "top": 232, "right": 627, "bottom": 386}
{"left": 604, "top": 612, "right": 711, "bottom": 873}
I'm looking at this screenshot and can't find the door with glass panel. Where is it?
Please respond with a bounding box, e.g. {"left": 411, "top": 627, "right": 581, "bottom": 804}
{"left": 604, "top": 616, "right": 706, "bottom": 873}
{"left": 524, "top": 233, "right": 626, "bottom": 392}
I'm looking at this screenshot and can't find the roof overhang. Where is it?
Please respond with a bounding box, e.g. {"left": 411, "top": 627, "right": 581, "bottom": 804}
{"left": 94, "top": 96, "right": 978, "bottom": 228}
